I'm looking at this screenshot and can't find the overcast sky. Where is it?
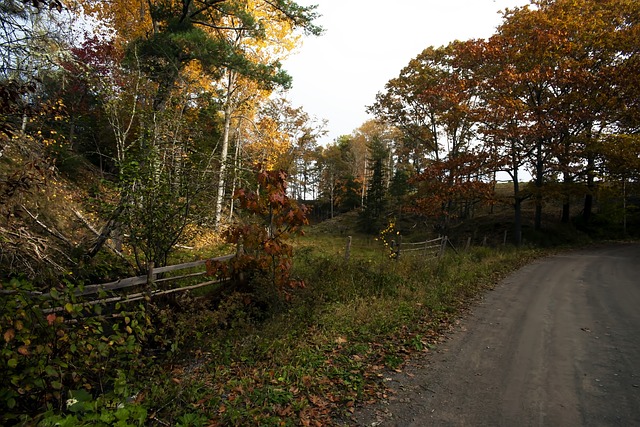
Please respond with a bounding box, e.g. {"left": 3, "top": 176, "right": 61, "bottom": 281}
{"left": 281, "top": 0, "right": 530, "bottom": 145}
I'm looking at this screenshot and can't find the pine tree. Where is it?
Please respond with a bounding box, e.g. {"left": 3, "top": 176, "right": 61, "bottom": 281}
{"left": 359, "top": 137, "right": 388, "bottom": 233}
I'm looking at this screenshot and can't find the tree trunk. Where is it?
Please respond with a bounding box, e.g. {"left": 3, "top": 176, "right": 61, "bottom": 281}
{"left": 561, "top": 172, "right": 572, "bottom": 224}
{"left": 86, "top": 200, "right": 126, "bottom": 258}
{"left": 330, "top": 173, "right": 335, "bottom": 219}
{"left": 513, "top": 172, "right": 523, "bottom": 246}
{"left": 514, "top": 200, "right": 523, "bottom": 247}
{"left": 534, "top": 137, "right": 544, "bottom": 231}
{"left": 214, "top": 71, "right": 236, "bottom": 227}
{"left": 623, "top": 177, "right": 627, "bottom": 236}
{"left": 229, "top": 130, "right": 242, "bottom": 221}
{"left": 361, "top": 158, "right": 367, "bottom": 207}
{"left": 583, "top": 153, "right": 595, "bottom": 223}
{"left": 561, "top": 201, "right": 570, "bottom": 224}
{"left": 490, "top": 170, "right": 496, "bottom": 215}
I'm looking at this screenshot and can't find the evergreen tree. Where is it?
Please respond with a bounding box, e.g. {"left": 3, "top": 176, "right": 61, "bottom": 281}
{"left": 359, "top": 137, "right": 388, "bottom": 233}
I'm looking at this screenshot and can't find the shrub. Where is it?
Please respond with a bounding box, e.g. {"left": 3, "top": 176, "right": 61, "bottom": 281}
{"left": 207, "top": 169, "right": 308, "bottom": 304}
{"left": 0, "top": 278, "right": 151, "bottom": 424}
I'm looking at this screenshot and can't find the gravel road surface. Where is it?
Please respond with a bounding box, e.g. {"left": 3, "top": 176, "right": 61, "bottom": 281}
{"left": 351, "top": 243, "right": 640, "bottom": 426}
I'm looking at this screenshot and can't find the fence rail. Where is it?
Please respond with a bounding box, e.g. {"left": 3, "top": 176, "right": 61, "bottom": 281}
{"left": 342, "top": 235, "right": 450, "bottom": 261}
{"left": 398, "top": 236, "right": 444, "bottom": 254}
{"left": 76, "top": 254, "right": 235, "bottom": 297}
{"left": 1, "top": 254, "right": 236, "bottom": 312}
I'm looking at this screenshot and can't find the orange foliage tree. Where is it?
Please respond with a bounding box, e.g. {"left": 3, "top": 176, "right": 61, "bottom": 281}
{"left": 207, "top": 168, "right": 308, "bottom": 299}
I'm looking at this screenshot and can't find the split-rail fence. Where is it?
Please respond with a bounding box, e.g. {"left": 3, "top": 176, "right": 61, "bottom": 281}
{"left": 1, "top": 253, "right": 236, "bottom": 314}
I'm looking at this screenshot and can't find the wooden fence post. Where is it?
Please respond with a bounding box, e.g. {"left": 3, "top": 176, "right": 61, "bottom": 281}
{"left": 438, "top": 236, "right": 446, "bottom": 258}
{"left": 482, "top": 236, "right": 488, "bottom": 247}
{"left": 465, "top": 236, "right": 471, "bottom": 251}
{"left": 396, "top": 235, "right": 402, "bottom": 260}
{"left": 236, "top": 236, "right": 244, "bottom": 256}
{"left": 390, "top": 239, "right": 396, "bottom": 260}
{"left": 146, "top": 261, "right": 155, "bottom": 302}
{"left": 146, "top": 262, "right": 155, "bottom": 287}
{"left": 503, "top": 230, "right": 508, "bottom": 246}
{"left": 345, "top": 236, "right": 352, "bottom": 262}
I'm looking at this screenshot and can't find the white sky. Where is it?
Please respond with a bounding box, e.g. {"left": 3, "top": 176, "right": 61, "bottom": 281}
{"left": 282, "top": 0, "right": 530, "bottom": 145}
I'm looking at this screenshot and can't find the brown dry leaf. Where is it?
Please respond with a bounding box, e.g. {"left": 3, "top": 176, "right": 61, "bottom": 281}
{"left": 302, "top": 375, "right": 312, "bottom": 387}
{"left": 46, "top": 314, "right": 56, "bottom": 325}
{"left": 3, "top": 328, "right": 15, "bottom": 343}
{"left": 308, "top": 395, "right": 326, "bottom": 407}
{"left": 277, "top": 405, "right": 293, "bottom": 416}
{"left": 134, "top": 391, "right": 145, "bottom": 403}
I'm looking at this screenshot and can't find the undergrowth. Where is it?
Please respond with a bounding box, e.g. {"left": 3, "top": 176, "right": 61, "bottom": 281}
{"left": 134, "top": 243, "right": 544, "bottom": 426}
{"left": 2, "top": 237, "right": 545, "bottom": 426}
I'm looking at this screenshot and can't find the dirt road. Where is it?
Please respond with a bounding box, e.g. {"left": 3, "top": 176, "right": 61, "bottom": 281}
{"left": 352, "top": 243, "right": 640, "bottom": 426}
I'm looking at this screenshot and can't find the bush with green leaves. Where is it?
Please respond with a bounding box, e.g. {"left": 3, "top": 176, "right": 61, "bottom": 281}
{"left": 38, "top": 382, "right": 147, "bottom": 427}
{"left": 0, "top": 278, "right": 152, "bottom": 424}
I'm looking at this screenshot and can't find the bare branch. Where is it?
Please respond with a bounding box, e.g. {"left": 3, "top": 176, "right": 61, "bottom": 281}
{"left": 20, "top": 204, "right": 73, "bottom": 247}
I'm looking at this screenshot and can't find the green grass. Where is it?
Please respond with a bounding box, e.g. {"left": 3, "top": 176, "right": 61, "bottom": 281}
{"left": 129, "top": 234, "right": 546, "bottom": 426}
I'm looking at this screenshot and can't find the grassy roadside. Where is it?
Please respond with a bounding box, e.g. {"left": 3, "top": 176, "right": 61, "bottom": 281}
{"left": 133, "top": 240, "right": 547, "bottom": 426}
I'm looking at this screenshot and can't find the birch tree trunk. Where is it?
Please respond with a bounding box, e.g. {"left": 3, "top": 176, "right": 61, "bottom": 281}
{"left": 215, "top": 70, "right": 237, "bottom": 227}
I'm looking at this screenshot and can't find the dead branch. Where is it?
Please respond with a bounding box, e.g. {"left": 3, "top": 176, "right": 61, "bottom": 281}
{"left": 87, "top": 201, "right": 126, "bottom": 258}
{"left": 72, "top": 208, "right": 132, "bottom": 266}
{"left": 0, "top": 225, "right": 66, "bottom": 277}
{"left": 19, "top": 204, "right": 73, "bottom": 247}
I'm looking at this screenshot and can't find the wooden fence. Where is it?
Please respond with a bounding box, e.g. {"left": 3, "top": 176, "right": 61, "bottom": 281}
{"left": 392, "top": 236, "right": 447, "bottom": 258}
{"left": 1, "top": 253, "right": 236, "bottom": 313}
{"left": 343, "top": 235, "right": 456, "bottom": 262}
{"left": 76, "top": 254, "right": 235, "bottom": 297}
{"left": 341, "top": 228, "right": 515, "bottom": 262}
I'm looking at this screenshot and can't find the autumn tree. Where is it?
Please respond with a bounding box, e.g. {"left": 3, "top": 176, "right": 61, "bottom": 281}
{"left": 245, "top": 97, "right": 324, "bottom": 199}
{"left": 350, "top": 120, "right": 399, "bottom": 210}
{"left": 370, "top": 42, "right": 493, "bottom": 229}
{"left": 210, "top": 0, "right": 319, "bottom": 226}
{"left": 0, "top": 0, "right": 68, "bottom": 141}
{"left": 446, "top": 0, "right": 639, "bottom": 243}
{"left": 596, "top": 135, "right": 640, "bottom": 235}
{"left": 316, "top": 136, "right": 359, "bottom": 218}
{"left": 69, "top": 0, "right": 321, "bottom": 265}
{"left": 208, "top": 168, "right": 308, "bottom": 300}
{"left": 0, "top": 0, "right": 90, "bottom": 278}
{"left": 497, "top": 1, "right": 639, "bottom": 228}
{"left": 369, "top": 47, "right": 446, "bottom": 173}
{"left": 458, "top": 34, "right": 536, "bottom": 245}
